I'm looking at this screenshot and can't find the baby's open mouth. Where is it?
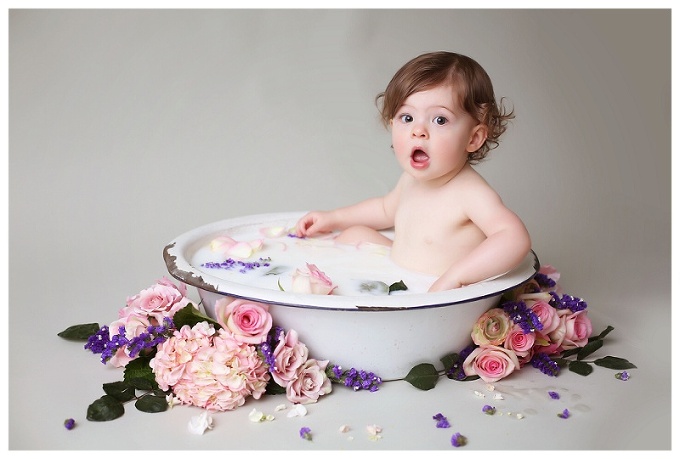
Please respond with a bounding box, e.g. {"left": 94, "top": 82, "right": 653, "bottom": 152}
{"left": 411, "top": 149, "right": 430, "bottom": 164}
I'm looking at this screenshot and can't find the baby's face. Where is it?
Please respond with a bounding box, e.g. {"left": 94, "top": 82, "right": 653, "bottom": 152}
{"left": 390, "top": 85, "right": 483, "bottom": 185}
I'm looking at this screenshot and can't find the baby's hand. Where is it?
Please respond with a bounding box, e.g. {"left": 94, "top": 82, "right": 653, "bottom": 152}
{"left": 428, "top": 276, "right": 463, "bottom": 293}
{"left": 295, "top": 211, "right": 337, "bottom": 238}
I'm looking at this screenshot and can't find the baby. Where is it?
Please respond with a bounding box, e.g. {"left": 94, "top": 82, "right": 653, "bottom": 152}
{"left": 295, "top": 51, "right": 531, "bottom": 292}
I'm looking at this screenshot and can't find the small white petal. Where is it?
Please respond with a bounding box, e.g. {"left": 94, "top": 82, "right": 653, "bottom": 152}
{"left": 493, "top": 393, "right": 504, "bottom": 400}
{"left": 516, "top": 413, "right": 525, "bottom": 420}
{"left": 274, "top": 404, "right": 287, "bottom": 412}
{"left": 474, "top": 390, "right": 485, "bottom": 398}
{"left": 339, "top": 425, "right": 351, "bottom": 433}
{"left": 248, "top": 408, "right": 265, "bottom": 423}
{"left": 188, "top": 411, "right": 213, "bottom": 435}
{"left": 486, "top": 384, "right": 495, "bottom": 392}
{"left": 264, "top": 414, "right": 275, "bottom": 421}
{"left": 287, "top": 404, "right": 308, "bottom": 418}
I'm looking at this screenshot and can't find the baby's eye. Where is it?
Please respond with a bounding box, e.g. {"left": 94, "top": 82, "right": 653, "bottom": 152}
{"left": 433, "top": 116, "right": 448, "bottom": 126}
{"left": 399, "top": 114, "right": 413, "bottom": 123}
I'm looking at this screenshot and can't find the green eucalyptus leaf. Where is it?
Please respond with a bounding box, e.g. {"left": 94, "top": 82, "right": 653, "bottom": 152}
{"left": 560, "top": 348, "right": 581, "bottom": 358}
{"left": 577, "top": 339, "right": 603, "bottom": 360}
{"left": 123, "top": 355, "right": 158, "bottom": 390}
{"left": 553, "top": 358, "right": 570, "bottom": 368}
{"left": 265, "top": 380, "right": 287, "bottom": 395}
{"left": 591, "top": 325, "right": 615, "bottom": 341}
{"left": 103, "top": 381, "right": 136, "bottom": 402}
{"left": 135, "top": 394, "right": 168, "bottom": 413}
{"left": 57, "top": 323, "right": 100, "bottom": 340}
{"left": 404, "top": 363, "right": 440, "bottom": 390}
{"left": 593, "top": 356, "right": 637, "bottom": 370}
{"left": 86, "top": 395, "right": 125, "bottom": 421}
{"left": 388, "top": 280, "right": 408, "bottom": 293}
{"left": 172, "top": 304, "right": 220, "bottom": 329}
{"left": 359, "top": 281, "right": 389, "bottom": 295}
{"left": 568, "top": 360, "right": 594, "bottom": 376}
{"left": 440, "top": 353, "right": 460, "bottom": 371}
{"left": 264, "top": 266, "right": 289, "bottom": 276}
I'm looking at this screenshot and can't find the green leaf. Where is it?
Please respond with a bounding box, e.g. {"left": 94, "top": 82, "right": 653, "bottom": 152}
{"left": 278, "top": 278, "right": 285, "bottom": 291}
{"left": 86, "top": 395, "right": 125, "bottom": 421}
{"left": 135, "top": 394, "right": 168, "bottom": 413}
{"left": 388, "top": 280, "right": 408, "bottom": 294}
{"left": 577, "top": 339, "right": 603, "bottom": 360}
{"left": 172, "top": 304, "right": 220, "bottom": 329}
{"left": 593, "top": 356, "right": 637, "bottom": 370}
{"left": 591, "top": 325, "right": 615, "bottom": 341}
{"left": 359, "top": 281, "right": 389, "bottom": 295}
{"left": 404, "top": 363, "right": 440, "bottom": 390}
{"left": 568, "top": 360, "right": 594, "bottom": 376}
{"left": 440, "top": 353, "right": 460, "bottom": 371}
{"left": 265, "top": 380, "right": 287, "bottom": 395}
{"left": 103, "top": 381, "right": 136, "bottom": 402}
{"left": 57, "top": 323, "right": 100, "bottom": 340}
{"left": 264, "top": 266, "right": 289, "bottom": 276}
{"left": 123, "top": 355, "right": 158, "bottom": 390}
{"left": 553, "top": 357, "right": 570, "bottom": 368}
{"left": 560, "top": 348, "right": 581, "bottom": 358}
{"left": 126, "top": 377, "right": 156, "bottom": 391}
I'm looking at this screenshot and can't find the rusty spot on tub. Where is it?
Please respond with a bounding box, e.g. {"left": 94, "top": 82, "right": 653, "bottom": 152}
{"left": 163, "top": 242, "right": 220, "bottom": 294}
{"left": 354, "top": 305, "right": 408, "bottom": 311}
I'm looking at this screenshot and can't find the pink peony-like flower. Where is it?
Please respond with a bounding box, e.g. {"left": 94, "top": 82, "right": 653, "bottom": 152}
{"left": 561, "top": 310, "right": 593, "bottom": 350}
{"left": 463, "top": 345, "right": 520, "bottom": 383}
{"left": 107, "top": 313, "right": 152, "bottom": 367}
{"left": 214, "top": 298, "right": 272, "bottom": 344}
{"left": 286, "top": 358, "right": 332, "bottom": 404}
{"left": 270, "top": 329, "right": 309, "bottom": 387}
{"left": 125, "top": 277, "right": 190, "bottom": 323}
{"left": 503, "top": 324, "right": 536, "bottom": 358}
{"left": 471, "top": 308, "right": 512, "bottom": 346}
{"left": 291, "top": 263, "right": 337, "bottom": 295}
{"left": 151, "top": 322, "right": 269, "bottom": 411}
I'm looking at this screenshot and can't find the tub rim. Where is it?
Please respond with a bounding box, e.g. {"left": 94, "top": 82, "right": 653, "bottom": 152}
{"left": 163, "top": 212, "right": 540, "bottom": 312}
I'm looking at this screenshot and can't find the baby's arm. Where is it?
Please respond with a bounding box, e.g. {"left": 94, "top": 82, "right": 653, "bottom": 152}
{"left": 295, "top": 177, "right": 403, "bottom": 238}
{"left": 429, "top": 187, "right": 531, "bottom": 292}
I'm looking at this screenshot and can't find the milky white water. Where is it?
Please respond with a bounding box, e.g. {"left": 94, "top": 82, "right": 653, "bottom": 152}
{"left": 189, "top": 225, "right": 437, "bottom": 296}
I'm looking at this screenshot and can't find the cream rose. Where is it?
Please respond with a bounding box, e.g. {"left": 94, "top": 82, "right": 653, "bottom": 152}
{"left": 286, "top": 358, "right": 332, "bottom": 404}
{"left": 471, "top": 308, "right": 512, "bottom": 346}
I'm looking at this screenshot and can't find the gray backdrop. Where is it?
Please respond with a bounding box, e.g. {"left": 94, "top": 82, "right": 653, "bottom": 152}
{"left": 8, "top": 9, "right": 671, "bottom": 450}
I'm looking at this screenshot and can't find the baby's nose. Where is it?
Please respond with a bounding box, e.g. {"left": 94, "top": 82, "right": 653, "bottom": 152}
{"left": 411, "top": 123, "right": 428, "bottom": 138}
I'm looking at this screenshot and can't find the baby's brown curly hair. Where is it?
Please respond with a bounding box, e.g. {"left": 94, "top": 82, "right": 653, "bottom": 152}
{"left": 376, "top": 51, "right": 514, "bottom": 163}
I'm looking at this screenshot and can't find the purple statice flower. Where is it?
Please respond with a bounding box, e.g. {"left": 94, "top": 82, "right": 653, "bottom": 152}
{"left": 557, "top": 409, "right": 570, "bottom": 419}
{"left": 201, "top": 257, "right": 271, "bottom": 273}
{"left": 534, "top": 272, "right": 557, "bottom": 289}
{"left": 85, "top": 325, "right": 129, "bottom": 364}
{"left": 432, "top": 413, "right": 450, "bottom": 428}
{"left": 260, "top": 326, "right": 284, "bottom": 372}
{"left": 84, "top": 325, "right": 111, "bottom": 355}
{"left": 482, "top": 405, "right": 496, "bottom": 415}
{"left": 446, "top": 343, "right": 477, "bottom": 381}
{"left": 451, "top": 432, "right": 467, "bottom": 447}
{"left": 299, "top": 426, "right": 312, "bottom": 441}
{"left": 502, "top": 300, "right": 543, "bottom": 334}
{"left": 549, "top": 292, "right": 587, "bottom": 312}
{"left": 126, "top": 317, "right": 175, "bottom": 358}
{"left": 531, "top": 352, "right": 560, "bottom": 377}
{"left": 63, "top": 418, "right": 75, "bottom": 430}
{"left": 548, "top": 391, "right": 560, "bottom": 400}
{"left": 331, "top": 366, "right": 382, "bottom": 392}
{"left": 616, "top": 371, "right": 630, "bottom": 381}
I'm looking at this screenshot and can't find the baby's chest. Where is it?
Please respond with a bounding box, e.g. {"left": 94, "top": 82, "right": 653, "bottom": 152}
{"left": 394, "top": 193, "right": 468, "bottom": 235}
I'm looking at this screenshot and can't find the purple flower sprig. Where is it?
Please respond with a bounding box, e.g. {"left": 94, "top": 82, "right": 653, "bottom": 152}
{"left": 446, "top": 344, "right": 476, "bottom": 381}
{"left": 534, "top": 272, "right": 557, "bottom": 289}
{"left": 64, "top": 418, "right": 75, "bottom": 430}
{"left": 557, "top": 409, "right": 571, "bottom": 419}
{"left": 259, "top": 326, "right": 285, "bottom": 372}
{"left": 502, "top": 300, "right": 543, "bottom": 334}
{"left": 84, "top": 325, "right": 129, "bottom": 364}
{"left": 530, "top": 352, "right": 560, "bottom": 377}
{"left": 482, "top": 405, "right": 496, "bottom": 415}
{"left": 201, "top": 257, "right": 272, "bottom": 273}
{"left": 550, "top": 292, "right": 588, "bottom": 312}
{"left": 126, "top": 317, "right": 175, "bottom": 358}
{"left": 329, "top": 365, "right": 383, "bottom": 392}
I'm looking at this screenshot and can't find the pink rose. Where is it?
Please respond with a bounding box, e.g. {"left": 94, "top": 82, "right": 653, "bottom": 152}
{"left": 534, "top": 309, "right": 569, "bottom": 355}
{"left": 286, "top": 358, "right": 332, "bottom": 404}
{"left": 503, "top": 324, "right": 535, "bottom": 358}
{"left": 561, "top": 310, "right": 593, "bottom": 350}
{"left": 214, "top": 298, "right": 273, "bottom": 344}
{"left": 463, "top": 345, "right": 520, "bottom": 383}
{"left": 126, "top": 277, "right": 190, "bottom": 322}
{"left": 270, "top": 329, "right": 309, "bottom": 387}
{"left": 538, "top": 265, "right": 562, "bottom": 294}
{"left": 471, "top": 308, "right": 512, "bottom": 346}
{"left": 291, "top": 263, "right": 336, "bottom": 295}
{"left": 521, "top": 293, "right": 561, "bottom": 334}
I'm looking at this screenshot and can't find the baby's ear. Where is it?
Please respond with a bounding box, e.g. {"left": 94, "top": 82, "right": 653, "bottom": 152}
{"left": 467, "top": 124, "right": 488, "bottom": 152}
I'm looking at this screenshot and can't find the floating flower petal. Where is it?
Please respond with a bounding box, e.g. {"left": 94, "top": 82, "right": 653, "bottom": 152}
{"left": 188, "top": 411, "right": 214, "bottom": 435}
